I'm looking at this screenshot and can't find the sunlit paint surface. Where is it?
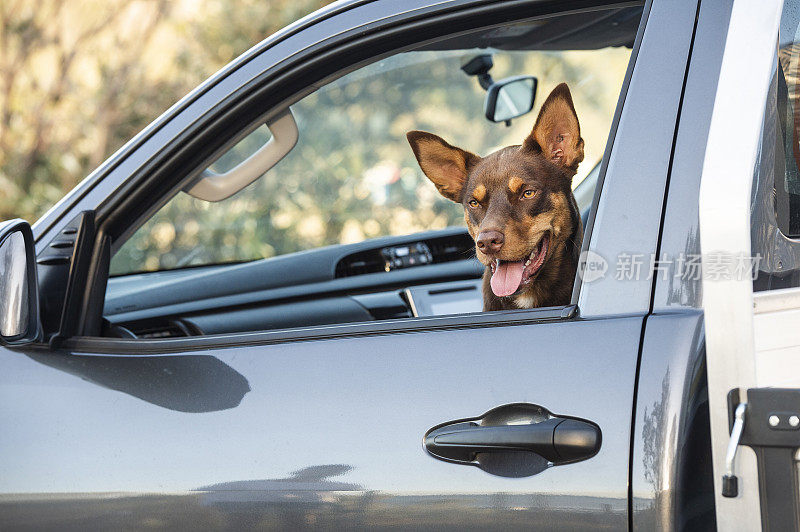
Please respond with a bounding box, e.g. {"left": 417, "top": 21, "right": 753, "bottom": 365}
{"left": 0, "top": 317, "right": 640, "bottom": 529}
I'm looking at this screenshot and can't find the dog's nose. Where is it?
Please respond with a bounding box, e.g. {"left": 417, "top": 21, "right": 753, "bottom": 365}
{"left": 476, "top": 230, "right": 505, "bottom": 255}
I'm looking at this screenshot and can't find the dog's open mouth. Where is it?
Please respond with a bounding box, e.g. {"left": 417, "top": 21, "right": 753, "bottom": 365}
{"left": 488, "top": 234, "right": 550, "bottom": 297}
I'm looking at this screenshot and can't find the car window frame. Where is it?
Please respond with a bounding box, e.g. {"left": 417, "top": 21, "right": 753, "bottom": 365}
{"left": 32, "top": 0, "right": 654, "bottom": 349}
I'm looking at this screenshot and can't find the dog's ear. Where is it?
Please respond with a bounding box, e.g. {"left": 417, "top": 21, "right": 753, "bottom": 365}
{"left": 407, "top": 130, "right": 480, "bottom": 202}
{"left": 523, "top": 83, "right": 584, "bottom": 174}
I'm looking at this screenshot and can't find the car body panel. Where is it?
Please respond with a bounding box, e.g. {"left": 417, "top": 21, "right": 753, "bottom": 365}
{"left": 652, "top": 0, "right": 733, "bottom": 313}
{"left": 2, "top": 316, "right": 641, "bottom": 529}
{"left": 0, "top": 0, "right": 728, "bottom": 529}
{"left": 578, "top": 0, "right": 699, "bottom": 318}
{"left": 630, "top": 311, "right": 713, "bottom": 530}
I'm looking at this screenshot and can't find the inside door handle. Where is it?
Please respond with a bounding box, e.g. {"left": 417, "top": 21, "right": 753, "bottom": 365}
{"left": 424, "top": 404, "right": 601, "bottom": 466}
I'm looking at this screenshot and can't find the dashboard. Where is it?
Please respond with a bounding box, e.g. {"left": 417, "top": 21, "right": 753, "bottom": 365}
{"left": 102, "top": 163, "right": 598, "bottom": 339}
{"left": 104, "top": 227, "right": 484, "bottom": 338}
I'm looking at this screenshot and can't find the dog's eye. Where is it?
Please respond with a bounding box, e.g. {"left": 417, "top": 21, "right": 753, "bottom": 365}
{"left": 522, "top": 189, "right": 536, "bottom": 199}
{"left": 468, "top": 199, "right": 480, "bottom": 208}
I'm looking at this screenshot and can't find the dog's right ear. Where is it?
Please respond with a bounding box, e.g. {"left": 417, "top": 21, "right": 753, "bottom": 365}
{"left": 406, "top": 130, "right": 480, "bottom": 203}
{"left": 523, "top": 83, "right": 584, "bottom": 175}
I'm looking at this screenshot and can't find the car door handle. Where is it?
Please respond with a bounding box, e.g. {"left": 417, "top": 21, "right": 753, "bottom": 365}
{"left": 424, "top": 404, "right": 601, "bottom": 466}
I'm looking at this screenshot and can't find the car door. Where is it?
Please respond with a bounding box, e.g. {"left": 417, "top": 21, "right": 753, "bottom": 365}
{"left": 0, "top": 0, "right": 699, "bottom": 529}
{"left": 699, "top": 0, "right": 800, "bottom": 530}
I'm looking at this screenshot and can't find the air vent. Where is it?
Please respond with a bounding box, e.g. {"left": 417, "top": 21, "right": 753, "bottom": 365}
{"left": 124, "top": 319, "right": 193, "bottom": 339}
{"left": 335, "top": 233, "right": 475, "bottom": 278}
{"left": 36, "top": 225, "right": 81, "bottom": 265}
{"left": 426, "top": 233, "right": 475, "bottom": 263}
{"left": 335, "top": 249, "right": 385, "bottom": 277}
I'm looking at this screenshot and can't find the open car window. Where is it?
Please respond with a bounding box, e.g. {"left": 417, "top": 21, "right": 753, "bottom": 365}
{"left": 101, "top": 6, "right": 643, "bottom": 336}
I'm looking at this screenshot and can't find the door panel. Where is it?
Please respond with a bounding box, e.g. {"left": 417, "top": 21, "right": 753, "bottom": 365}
{"left": 629, "top": 311, "right": 715, "bottom": 529}
{"left": 1, "top": 316, "right": 641, "bottom": 529}
{"left": 1, "top": 1, "right": 697, "bottom": 529}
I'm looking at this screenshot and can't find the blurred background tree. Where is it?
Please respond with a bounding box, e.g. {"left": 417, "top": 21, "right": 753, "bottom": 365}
{"left": 0, "top": 1, "right": 631, "bottom": 275}
{"left": 0, "top": 0, "right": 332, "bottom": 222}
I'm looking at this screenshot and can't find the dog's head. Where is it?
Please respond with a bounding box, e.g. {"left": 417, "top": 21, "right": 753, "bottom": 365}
{"left": 407, "top": 83, "right": 583, "bottom": 298}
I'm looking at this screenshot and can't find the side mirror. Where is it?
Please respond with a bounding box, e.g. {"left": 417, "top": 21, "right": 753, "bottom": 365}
{"left": 0, "top": 220, "right": 40, "bottom": 345}
{"left": 485, "top": 76, "right": 537, "bottom": 123}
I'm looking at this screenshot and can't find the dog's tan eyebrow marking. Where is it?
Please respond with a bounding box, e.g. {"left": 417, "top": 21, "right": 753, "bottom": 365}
{"left": 472, "top": 184, "right": 486, "bottom": 202}
{"left": 508, "top": 176, "right": 525, "bottom": 193}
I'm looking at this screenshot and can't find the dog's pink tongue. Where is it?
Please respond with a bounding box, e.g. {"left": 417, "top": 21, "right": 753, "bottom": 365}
{"left": 491, "top": 260, "right": 525, "bottom": 297}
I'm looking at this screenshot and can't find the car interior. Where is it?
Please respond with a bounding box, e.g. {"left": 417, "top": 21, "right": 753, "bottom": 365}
{"left": 63, "top": 6, "right": 643, "bottom": 340}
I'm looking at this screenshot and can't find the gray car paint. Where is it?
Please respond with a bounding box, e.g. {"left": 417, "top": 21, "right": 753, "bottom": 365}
{"left": 652, "top": 0, "right": 732, "bottom": 313}
{"left": 0, "top": 0, "right": 723, "bottom": 529}
{"left": 2, "top": 317, "right": 640, "bottom": 530}
{"left": 631, "top": 0, "right": 732, "bottom": 528}
{"left": 578, "top": 0, "right": 699, "bottom": 318}
{"left": 630, "top": 311, "right": 710, "bottom": 530}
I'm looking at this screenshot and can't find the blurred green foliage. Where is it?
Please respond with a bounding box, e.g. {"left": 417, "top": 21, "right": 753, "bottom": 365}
{"left": 0, "top": 1, "right": 630, "bottom": 276}
{"left": 0, "top": 0, "right": 333, "bottom": 222}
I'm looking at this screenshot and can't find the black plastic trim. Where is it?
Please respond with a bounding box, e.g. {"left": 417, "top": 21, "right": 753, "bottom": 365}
{"left": 424, "top": 403, "right": 602, "bottom": 468}
{"left": 79, "top": 232, "right": 111, "bottom": 337}
{"left": 63, "top": 304, "right": 577, "bottom": 355}
{"left": 52, "top": 211, "right": 96, "bottom": 346}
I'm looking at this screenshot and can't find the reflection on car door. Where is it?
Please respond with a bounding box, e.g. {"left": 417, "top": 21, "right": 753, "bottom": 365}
{"left": 1, "top": 315, "right": 640, "bottom": 528}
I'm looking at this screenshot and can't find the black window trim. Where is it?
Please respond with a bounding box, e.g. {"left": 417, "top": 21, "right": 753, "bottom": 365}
{"left": 775, "top": 55, "right": 800, "bottom": 239}
{"left": 61, "top": 304, "right": 577, "bottom": 355}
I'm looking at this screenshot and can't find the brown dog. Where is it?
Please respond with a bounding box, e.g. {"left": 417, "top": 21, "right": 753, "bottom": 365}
{"left": 407, "top": 83, "right": 584, "bottom": 310}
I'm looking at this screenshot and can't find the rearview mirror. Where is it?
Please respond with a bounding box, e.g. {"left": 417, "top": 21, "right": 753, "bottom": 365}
{"left": 485, "top": 76, "right": 537, "bottom": 123}
{"left": 0, "top": 220, "right": 40, "bottom": 345}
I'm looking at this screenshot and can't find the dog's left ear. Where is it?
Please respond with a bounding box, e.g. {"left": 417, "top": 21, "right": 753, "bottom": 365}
{"left": 523, "top": 82, "right": 584, "bottom": 174}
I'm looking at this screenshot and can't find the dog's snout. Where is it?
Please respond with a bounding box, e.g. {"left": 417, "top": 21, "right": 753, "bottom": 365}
{"left": 476, "top": 230, "right": 505, "bottom": 255}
